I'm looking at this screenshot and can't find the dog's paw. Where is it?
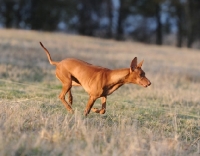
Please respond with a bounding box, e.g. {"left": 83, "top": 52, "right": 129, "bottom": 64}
{"left": 84, "top": 109, "right": 89, "bottom": 116}
{"left": 100, "top": 109, "right": 106, "bottom": 114}
{"left": 69, "top": 109, "right": 74, "bottom": 114}
{"left": 91, "top": 108, "right": 100, "bottom": 113}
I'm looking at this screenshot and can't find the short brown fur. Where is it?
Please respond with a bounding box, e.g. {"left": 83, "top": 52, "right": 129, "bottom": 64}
{"left": 40, "top": 42, "right": 151, "bottom": 116}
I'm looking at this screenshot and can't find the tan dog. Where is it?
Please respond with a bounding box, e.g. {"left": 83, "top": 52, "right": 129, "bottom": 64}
{"left": 40, "top": 42, "right": 151, "bottom": 116}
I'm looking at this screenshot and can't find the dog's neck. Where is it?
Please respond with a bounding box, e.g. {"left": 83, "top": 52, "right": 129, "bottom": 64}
{"left": 104, "top": 68, "right": 133, "bottom": 95}
{"left": 109, "top": 68, "right": 131, "bottom": 84}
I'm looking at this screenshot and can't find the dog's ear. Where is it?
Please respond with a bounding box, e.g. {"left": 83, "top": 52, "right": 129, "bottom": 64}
{"left": 137, "top": 60, "right": 144, "bottom": 68}
{"left": 130, "top": 57, "right": 137, "bottom": 71}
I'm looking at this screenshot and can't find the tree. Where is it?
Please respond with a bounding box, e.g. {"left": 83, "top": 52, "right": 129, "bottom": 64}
{"left": 184, "top": 0, "right": 200, "bottom": 48}
{"left": 132, "top": 0, "right": 164, "bottom": 45}
{"left": 116, "top": 0, "right": 133, "bottom": 40}
{"left": 0, "top": 0, "right": 200, "bottom": 48}
{"left": 0, "top": 1, "right": 15, "bottom": 28}
{"left": 105, "top": 0, "right": 113, "bottom": 38}
{"left": 169, "top": 0, "right": 185, "bottom": 47}
{"left": 76, "top": 0, "right": 103, "bottom": 36}
{"left": 169, "top": 0, "right": 200, "bottom": 48}
{"left": 27, "top": 0, "right": 58, "bottom": 30}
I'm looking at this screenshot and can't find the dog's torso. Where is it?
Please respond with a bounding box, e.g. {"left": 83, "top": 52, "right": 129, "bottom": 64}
{"left": 56, "top": 58, "right": 129, "bottom": 97}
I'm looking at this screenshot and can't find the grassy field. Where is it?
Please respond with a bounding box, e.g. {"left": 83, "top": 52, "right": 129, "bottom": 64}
{"left": 0, "top": 29, "right": 200, "bottom": 156}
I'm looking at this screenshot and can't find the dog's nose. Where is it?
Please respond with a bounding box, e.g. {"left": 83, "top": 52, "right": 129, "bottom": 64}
{"left": 148, "top": 81, "right": 151, "bottom": 86}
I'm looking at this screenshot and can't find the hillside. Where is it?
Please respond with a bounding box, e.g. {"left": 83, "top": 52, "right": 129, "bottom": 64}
{"left": 0, "top": 29, "right": 200, "bottom": 155}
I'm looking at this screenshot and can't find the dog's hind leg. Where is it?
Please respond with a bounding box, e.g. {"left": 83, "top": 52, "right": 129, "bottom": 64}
{"left": 56, "top": 71, "right": 74, "bottom": 113}
{"left": 59, "top": 84, "right": 74, "bottom": 113}
{"left": 68, "top": 89, "right": 73, "bottom": 105}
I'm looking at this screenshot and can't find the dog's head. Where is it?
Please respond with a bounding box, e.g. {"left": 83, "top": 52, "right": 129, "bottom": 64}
{"left": 128, "top": 57, "right": 151, "bottom": 87}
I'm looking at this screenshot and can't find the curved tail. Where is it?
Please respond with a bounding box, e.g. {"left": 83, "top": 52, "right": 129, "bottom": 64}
{"left": 39, "top": 42, "right": 58, "bottom": 66}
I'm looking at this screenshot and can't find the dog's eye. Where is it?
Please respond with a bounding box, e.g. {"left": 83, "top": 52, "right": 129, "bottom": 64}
{"left": 140, "top": 73, "right": 145, "bottom": 77}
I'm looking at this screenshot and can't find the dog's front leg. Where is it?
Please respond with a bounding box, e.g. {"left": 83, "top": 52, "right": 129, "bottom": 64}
{"left": 91, "top": 96, "right": 107, "bottom": 114}
{"left": 100, "top": 96, "right": 106, "bottom": 114}
{"left": 84, "top": 96, "right": 97, "bottom": 116}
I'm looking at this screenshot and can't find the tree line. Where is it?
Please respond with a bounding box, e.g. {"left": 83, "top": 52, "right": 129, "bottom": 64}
{"left": 0, "top": 0, "right": 200, "bottom": 48}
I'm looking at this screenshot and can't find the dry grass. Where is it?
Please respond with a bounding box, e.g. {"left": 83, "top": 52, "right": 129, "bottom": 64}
{"left": 0, "top": 29, "right": 200, "bottom": 155}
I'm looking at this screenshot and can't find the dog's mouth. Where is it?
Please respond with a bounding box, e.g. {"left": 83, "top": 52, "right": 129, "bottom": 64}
{"left": 142, "top": 84, "right": 148, "bottom": 88}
